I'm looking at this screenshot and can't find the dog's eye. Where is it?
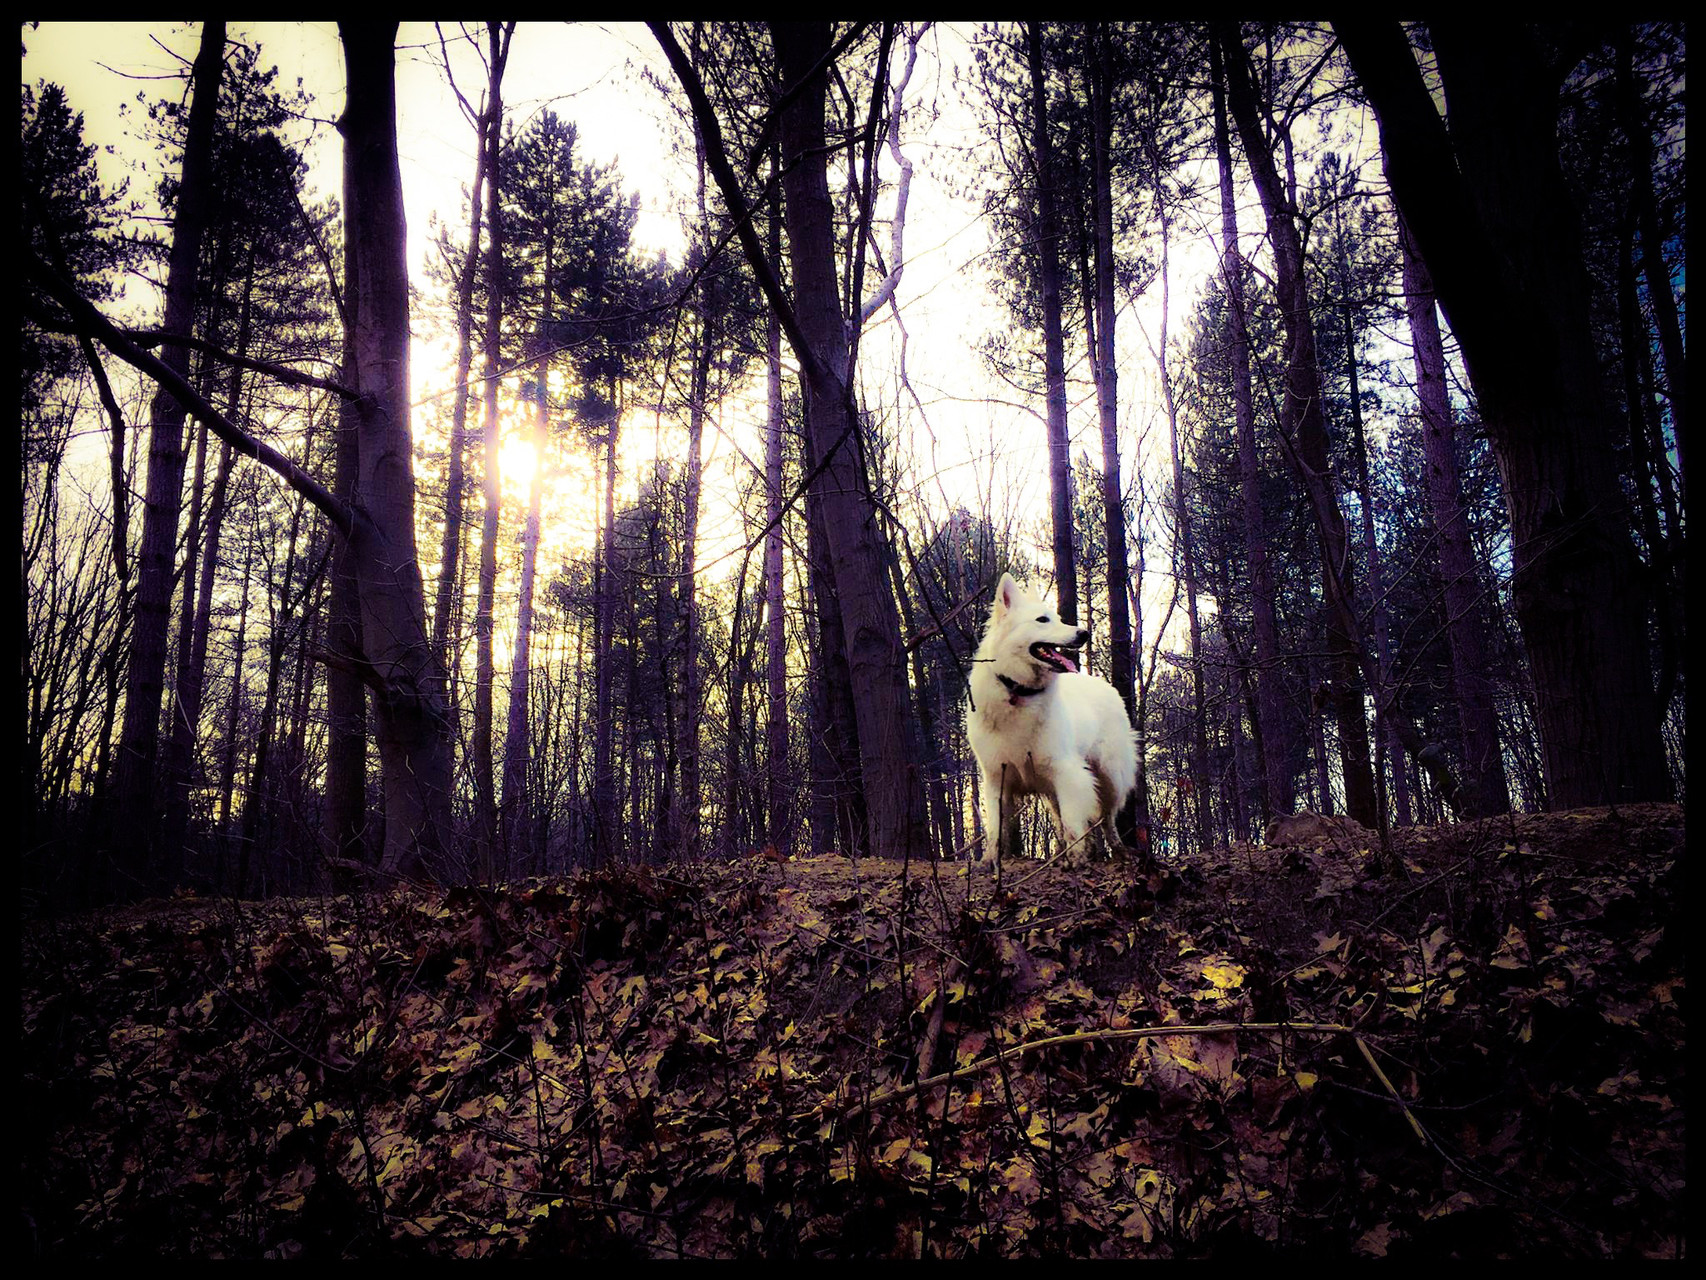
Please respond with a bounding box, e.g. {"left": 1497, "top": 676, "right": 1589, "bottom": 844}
{"left": 1036, "top": 615, "right": 1050, "bottom": 623}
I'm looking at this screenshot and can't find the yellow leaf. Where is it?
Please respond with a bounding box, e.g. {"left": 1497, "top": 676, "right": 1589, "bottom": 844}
{"left": 1201, "top": 959, "right": 1246, "bottom": 990}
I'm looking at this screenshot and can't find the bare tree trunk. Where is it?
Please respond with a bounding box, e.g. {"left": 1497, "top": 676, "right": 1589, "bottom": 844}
{"left": 240, "top": 457, "right": 320, "bottom": 892}
{"left": 1338, "top": 17, "right": 1671, "bottom": 809}
{"left": 471, "top": 24, "right": 509, "bottom": 881}
{"left": 431, "top": 39, "right": 499, "bottom": 671}
{"left": 1152, "top": 195, "right": 1213, "bottom": 856}
{"left": 1026, "top": 21, "right": 1078, "bottom": 624}
{"left": 325, "top": 187, "right": 368, "bottom": 872}
{"left": 164, "top": 244, "right": 257, "bottom": 866}
{"left": 1341, "top": 294, "right": 1411, "bottom": 826}
{"left": 340, "top": 20, "right": 457, "bottom": 880}
{"left": 1086, "top": 24, "right": 1139, "bottom": 849}
{"left": 723, "top": 548, "right": 754, "bottom": 856}
{"left": 1401, "top": 218, "right": 1509, "bottom": 817}
{"left": 762, "top": 165, "right": 791, "bottom": 852}
{"left": 501, "top": 371, "right": 545, "bottom": 874}
{"left": 677, "top": 250, "right": 713, "bottom": 862}
{"left": 1220, "top": 27, "right": 1380, "bottom": 830}
{"left": 1614, "top": 33, "right": 1686, "bottom": 479}
{"left": 91, "top": 313, "right": 136, "bottom": 817}
{"left": 111, "top": 20, "right": 225, "bottom": 893}
{"left": 769, "top": 21, "right": 929, "bottom": 862}
{"left": 217, "top": 542, "right": 251, "bottom": 886}
{"left": 1127, "top": 511, "right": 1153, "bottom": 848}
{"left": 1210, "top": 39, "right": 1289, "bottom": 824}
{"left": 802, "top": 410, "right": 864, "bottom": 858}
{"left": 1615, "top": 220, "right": 1681, "bottom": 719}
{"left": 889, "top": 544, "right": 951, "bottom": 861}
{"left": 592, "top": 378, "right": 620, "bottom": 867}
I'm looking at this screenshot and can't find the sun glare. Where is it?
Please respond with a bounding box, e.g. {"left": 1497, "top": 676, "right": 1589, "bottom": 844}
{"left": 499, "top": 426, "right": 541, "bottom": 502}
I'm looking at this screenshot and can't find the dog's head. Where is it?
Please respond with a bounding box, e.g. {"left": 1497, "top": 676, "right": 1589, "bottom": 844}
{"left": 985, "top": 572, "right": 1089, "bottom": 679}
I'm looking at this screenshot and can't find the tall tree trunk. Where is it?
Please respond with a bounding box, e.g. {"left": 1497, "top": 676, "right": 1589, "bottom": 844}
{"left": 1127, "top": 520, "right": 1153, "bottom": 848}
{"left": 763, "top": 159, "right": 791, "bottom": 852}
{"left": 340, "top": 20, "right": 457, "bottom": 879}
{"left": 1337, "top": 17, "right": 1672, "bottom": 809}
{"left": 110, "top": 20, "right": 225, "bottom": 894}
{"left": 471, "top": 23, "right": 509, "bottom": 881}
{"left": 1219, "top": 26, "right": 1379, "bottom": 830}
{"left": 500, "top": 366, "right": 546, "bottom": 872}
{"left": 1152, "top": 195, "right": 1213, "bottom": 856}
{"left": 802, "top": 405, "right": 864, "bottom": 858}
{"left": 1086, "top": 24, "right": 1139, "bottom": 849}
{"left": 1401, "top": 217, "right": 1510, "bottom": 818}
{"left": 90, "top": 303, "right": 135, "bottom": 819}
{"left": 240, "top": 463, "right": 315, "bottom": 891}
{"left": 723, "top": 548, "right": 754, "bottom": 856}
{"left": 1341, "top": 292, "right": 1411, "bottom": 826}
{"left": 677, "top": 248, "right": 713, "bottom": 863}
{"left": 161, "top": 409, "right": 210, "bottom": 866}
{"left": 889, "top": 544, "right": 951, "bottom": 861}
{"left": 431, "top": 49, "right": 498, "bottom": 670}
{"left": 325, "top": 172, "right": 368, "bottom": 872}
{"left": 1614, "top": 219, "right": 1681, "bottom": 719}
{"left": 164, "top": 244, "right": 257, "bottom": 864}
{"left": 1025, "top": 21, "right": 1078, "bottom": 624}
{"left": 592, "top": 375, "right": 620, "bottom": 867}
{"left": 1210, "top": 38, "right": 1289, "bottom": 823}
{"left": 769, "top": 21, "right": 929, "bottom": 862}
{"left": 1614, "top": 33, "right": 1687, "bottom": 481}
{"left": 217, "top": 542, "right": 251, "bottom": 886}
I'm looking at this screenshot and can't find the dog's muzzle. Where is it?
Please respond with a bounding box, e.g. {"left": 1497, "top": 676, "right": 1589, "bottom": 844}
{"left": 1029, "top": 629, "right": 1088, "bottom": 674}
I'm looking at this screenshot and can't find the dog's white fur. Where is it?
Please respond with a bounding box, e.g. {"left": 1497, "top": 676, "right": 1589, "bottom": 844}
{"left": 966, "top": 573, "right": 1139, "bottom": 868}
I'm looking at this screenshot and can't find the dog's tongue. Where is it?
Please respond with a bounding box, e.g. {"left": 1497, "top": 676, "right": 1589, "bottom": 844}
{"left": 1059, "top": 650, "right": 1078, "bottom": 673}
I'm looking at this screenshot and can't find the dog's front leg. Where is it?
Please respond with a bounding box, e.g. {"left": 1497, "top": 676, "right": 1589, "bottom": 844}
{"left": 978, "top": 765, "right": 1011, "bottom": 869}
{"left": 1053, "top": 767, "right": 1101, "bottom": 864}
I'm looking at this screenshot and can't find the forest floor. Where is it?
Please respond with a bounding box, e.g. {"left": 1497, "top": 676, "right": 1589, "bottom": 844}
{"left": 21, "top": 803, "right": 1685, "bottom": 1259}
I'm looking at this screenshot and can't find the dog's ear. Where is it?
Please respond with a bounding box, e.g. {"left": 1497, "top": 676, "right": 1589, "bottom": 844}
{"left": 995, "top": 572, "right": 1019, "bottom": 615}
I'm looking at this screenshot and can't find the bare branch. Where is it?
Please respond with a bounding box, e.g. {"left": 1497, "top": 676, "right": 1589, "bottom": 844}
{"left": 26, "top": 249, "right": 353, "bottom": 539}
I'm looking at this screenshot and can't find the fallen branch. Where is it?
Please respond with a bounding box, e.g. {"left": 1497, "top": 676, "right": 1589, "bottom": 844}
{"left": 814, "top": 1018, "right": 1371, "bottom": 1124}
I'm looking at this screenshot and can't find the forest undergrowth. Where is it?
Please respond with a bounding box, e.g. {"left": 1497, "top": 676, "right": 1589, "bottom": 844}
{"left": 20, "top": 804, "right": 1685, "bottom": 1259}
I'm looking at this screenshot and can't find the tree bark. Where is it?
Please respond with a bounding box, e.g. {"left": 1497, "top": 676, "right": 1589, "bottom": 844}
{"left": 592, "top": 374, "right": 619, "bottom": 866}
{"left": 763, "top": 155, "right": 791, "bottom": 852}
{"left": 471, "top": 23, "right": 508, "bottom": 881}
{"left": 430, "top": 68, "right": 494, "bottom": 671}
{"left": 325, "top": 160, "right": 368, "bottom": 873}
{"left": 1152, "top": 192, "right": 1213, "bottom": 856}
{"left": 340, "top": 21, "right": 457, "bottom": 879}
{"left": 1210, "top": 37, "right": 1290, "bottom": 823}
{"left": 678, "top": 290, "right": 710, "bottom": 860}
{"left": 1219, "top": 26, "right": 1379, "bottom": 830}
{"left": 1026, "top": 21, "right": 1078, "bottom": 625}
{"left": 1613, "top": 33, "right": 1686, "bottom": 481}
{"left": 1336, "top": 16, "right": 1672, "bottom": 808}
{"left": 1400, "top": 217, "right": 1509, "bottom": 818}
{"left": 111, "top": 20, "right": 225, "bottom": 893}
{"left": 1085, "top": 24, "right": 1140, "bottom": 849}
{"left": 164, "top": 242, "right": 256, "bottom": 866}
{"left": 1340, "top": 285, "right": 1411, "bottom": 826}
{"left": 768, "top": 22, "right": 929, "bottom": 861}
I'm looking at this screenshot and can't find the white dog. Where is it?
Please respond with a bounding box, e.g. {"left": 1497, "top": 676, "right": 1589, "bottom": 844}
{"left": 966, "top": 573, "right": 1139, "bottom": 869}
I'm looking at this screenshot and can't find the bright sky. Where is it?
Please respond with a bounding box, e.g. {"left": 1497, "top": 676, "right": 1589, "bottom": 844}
{"left": 23, "top": 20, "right": 1227, "bottom": 654}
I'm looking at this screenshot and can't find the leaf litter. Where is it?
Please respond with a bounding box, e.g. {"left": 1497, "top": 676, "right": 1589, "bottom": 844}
{"left": 20, "top": 804, "right": 1684, "bottom": 1259}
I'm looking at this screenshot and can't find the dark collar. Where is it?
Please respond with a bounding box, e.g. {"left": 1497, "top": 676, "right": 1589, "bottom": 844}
{"left": 997, "top": 673, "right": 1045, "bottom": 702}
